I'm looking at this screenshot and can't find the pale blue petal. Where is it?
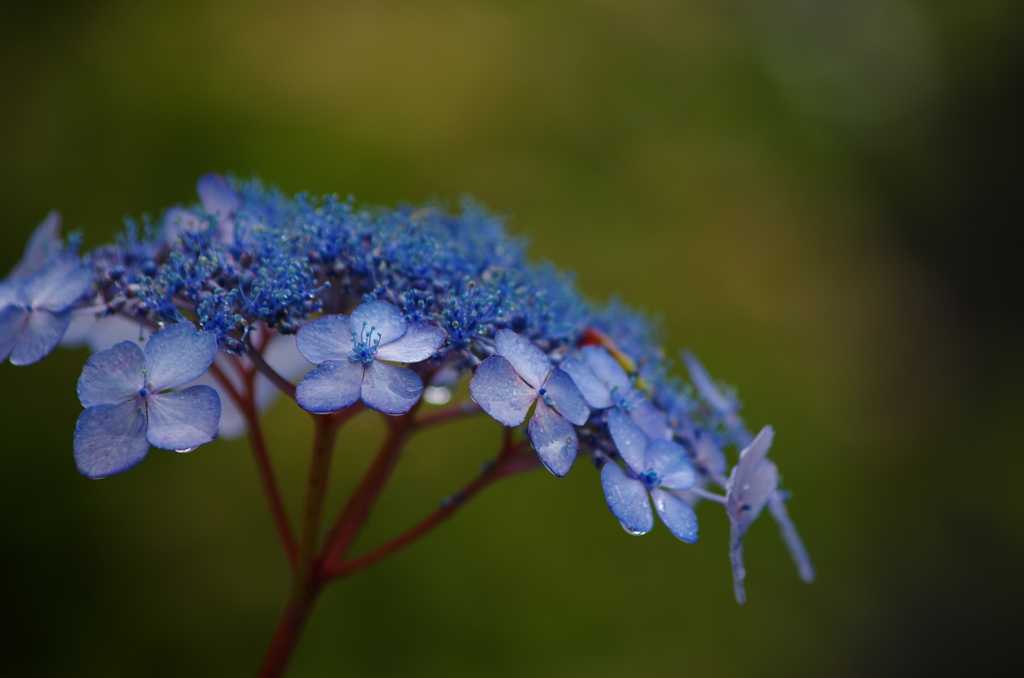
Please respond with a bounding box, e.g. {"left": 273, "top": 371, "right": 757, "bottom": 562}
{"left": 73, "top": 400, "right": 149, "bottom": 479}
{"left": 146, "top": 386, "right": 221, "bottom": 450}
{"left": 581, "top": 345, "right": 630, "bottom": 390}
{"left": 468, "top": 355, "right": 537, "bottom": 427}
{"left": 600, "top": 462, "right": 653, "bottom": 534}
{"left": 296, "top": 359, "right": 364, "bottom": 413}
{"left": 726, "top": 426, "right": 778, "bottom": 535}
{"left": 296, "top": 315, "right": 354, "bottom": 364}
{"left": 527, "top": 399, "right": 578, "bottom": 477}
{"left": 361, "top": 360, "right": 424, "bottom": 415}
{"left": 196, "top": 173, "right": 241, "bottom": 217}
{"left": 0, "top": 305, "right": 28, "bottom": 363}
{"left": 646, "top": 439, "right": 696, "bottom": 490}
{"left": 10, "top": 308, "right": 73, "bottom": 366}
{"left": 607, "top": 407, "right": 648, "bottom": 476}
{"left": 767, "top": 491, "right": 816, "bottom": 583}
{"left": 495, "top": 329, "right": 551, "bottom": 390}
{"left": 629, "top": 399, "right": 672, "bottom": 440}
{"left": 0, "top": 279, "right": 19, "bottom": 309}
{"left": 8, "top": 210, "right": 61, "bottom": 279}
{"left": 163, "top": 207, "right": 204, "bottom": 243}
{"left": 351, "top": 300, "right": 407, "bottom": 345}
{"left": 560, "top": 354, "right": 613, "bottom": 409}
{"left": 375, "top": 323, "right": 446, "bottom": 363}
{"left": 683, "top": 350, "right": 735, "bottom": 415}
{"left": 21, "top": 258, "right": 93, "bottom": 312}
{"left": 542, "top": 367, "right": 590, "bottom": 426}
{"left": 651, "top": 488, "right": 698, "bottom": 543}
{"left": 77, "top": 340, "right": 146, "bottom": 407}
{"left": 143, "top": 323, "right": 218, "bottom": 391}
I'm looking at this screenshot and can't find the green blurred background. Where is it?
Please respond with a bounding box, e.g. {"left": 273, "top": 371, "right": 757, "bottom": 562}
{"left": 2, "top": 1, "right": 1021, "bottom": 676}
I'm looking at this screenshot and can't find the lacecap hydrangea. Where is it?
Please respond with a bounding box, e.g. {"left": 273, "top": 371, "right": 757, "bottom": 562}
{"left": 1, "top": 174, "right": 813, "bottom": 656}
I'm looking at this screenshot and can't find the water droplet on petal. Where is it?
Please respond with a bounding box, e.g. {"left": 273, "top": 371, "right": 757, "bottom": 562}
{"left": 423, "top": 386, "right": 452, "bottom": 405}
{"left": 175, "top": 447, "right": 196, "bottom": 453}
{"left": 619, "top": 521, "right": 648, "bottom": 536}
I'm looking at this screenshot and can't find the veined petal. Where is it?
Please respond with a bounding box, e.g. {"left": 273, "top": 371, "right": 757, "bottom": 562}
{"left": 0, "top": 305, "right": 29, "bottom": 363}
{"left": 351, "top": 300, "right": 407, "bottom": 345}
{"left": 77, "top": 340, "right": 146, "bottom": 407}
{"left": 607, "top": 407, "right": 648, "bottom": 476}
{"left": 10, "top": 308, "right": 73, "bottom": 366}
{"left": 651, "top": 488, "right": 698, "bottom": 543}
{"left": 495, "top": 329, "right": 551, "bottom": 390}
{"left": 375, "top": 323, "right": 445, "bottom": 363}
{"left": 73, "top": 400, "right": 149, "bottom": 479}
{"left": 560, "top": 355, "right": 613, "bottom": 409}
{"left": 469, "top": 355, "right": 537, "bottom": 427}
{"left": 600, "top": 462, "right": 653, "bottom": 535}
{"left": 146, "top": 386, "right": 221, "bottom": 450}
{"left": 361, "top": 360, "right": 424, "bottom": 415}
{"left": 527, "top": 399, "right": 578, "bottom": 477}
{"left": 647, "top": 439, "right": 696, "bottom": 490}
{"left": 582, "top": 345, "right": 630, "bottom": 390}
{"left": 197, "top": 173, "right": 241, "bottom": 217}
{"left": 296, "top": 359, "right": 364, "bottom": 414}
{"left": 143, "top": 323, "right": 218, "bottom": 391}
{"left": 22, "top": 258, "right": 93, "bottom": 312}
{"left": 296, "top": 315, "right": 354, "bottom": 364}
{"left": 542, "top": 367, "right": 590, "bottom": 426}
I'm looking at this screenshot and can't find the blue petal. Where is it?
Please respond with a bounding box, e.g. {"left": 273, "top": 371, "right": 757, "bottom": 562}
{"left": 726, "top": 426, "right": 778, "bottom": 535}
{"left": 559, "top": 354, "right": 613, "bottom": 409}
{"left": 581, "top": 345, "right": 630, "bottom": 390}
{"left": 495, "top": 329, "right": 551, "bottom": 390}
{"left": 600, "top": 462, "right": 653, "bottom": 534}
{"left": 527, "top": 399, "right": 578, "bottom": 477}
{"left": 683, "top": 350, "right": 736, "bottom": 415}
{"left": 651, "top": 488, "right": 698, "bottom": 543}
{"left": 629, "top": 399, "right": 672, "bottom": 441}
{"left": 196, "top": 173, "right": 241, "bottom": 217}
{"left": 143, "top": 323, "right": 218, "bottom": 391}
{"left": 375, "top": 322, "right": 445, "bottom": 363}
{"left": 296, "top": 359, "right": 364, "bottom": 413}
{"left": 542, "top": 367, "right": 590, "bottom": 426}
{"left": 0, "top": 279, "right": 19, "bottom": 309}
{"left": 77, "top": 340, "right": 146, "bottom": 407}
{"left": 468, "top": 355, "right": 537, "bottom": 427}
{"left": 767, "top": 491, "right": 816, "bottom": 584}
{"left": 21, "top": 258, "right": 93, "bottom": 312}
{"left": 146, "top": 386, "right": 221, "bottom": 450}
{"left": 8, "top": 210, "right": 62, "bottom": 280}
{"left": 360, "top": 360, "right": 424, "bottom": 415}
{"left": 0, "top": 305, "right": 28, "bottom": 363}
{"left": 163, "top": 207, "right": 204, "bottom": 243}
{"left": 73, "top": 400, "right": 149, "bottom": 479}
{"left": 10, "top": 308, "right": 73, "bottom": 366}
{"left": 646, "top": 439, "right": 696, "bottom": 490}
{"left": 351, "top": 300, "right": 407, "bottom": 345}
{"left": 607, "top": 407, "right": 648, "bottom": 476}
{"left": 296, "top": 314, "right": 354, "bottom": 364}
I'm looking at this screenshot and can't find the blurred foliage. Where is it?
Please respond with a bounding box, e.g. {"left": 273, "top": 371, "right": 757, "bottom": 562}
{"left": 1, "top": 1, "right": 1021, "bottom": 676}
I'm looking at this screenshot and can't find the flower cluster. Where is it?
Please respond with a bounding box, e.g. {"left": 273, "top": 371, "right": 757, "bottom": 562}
{"left": 0, "top": 174, "right": 813, "bottom": 602}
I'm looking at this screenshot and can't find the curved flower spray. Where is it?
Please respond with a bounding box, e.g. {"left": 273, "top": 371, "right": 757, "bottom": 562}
{"left": 0, "top": 175, "right": 814, "bottom": 677}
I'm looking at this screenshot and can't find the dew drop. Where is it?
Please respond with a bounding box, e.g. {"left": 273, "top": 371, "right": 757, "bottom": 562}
{"left": 423, "top": 386, "right": 452, "bottom": 405}
{"left": 619, "top": 521, "right": 648, "bottom": 536}
{"left": 175, "top": 447, "right": 196, "bottom": 453}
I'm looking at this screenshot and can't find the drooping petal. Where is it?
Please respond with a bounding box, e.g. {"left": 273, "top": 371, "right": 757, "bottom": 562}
{"left": 767, "top": 491, "right": 816, "bottom": 584}
{"left": 10, "top": 308, "right": 73, "bottom": 366}
{"left": 146, "top": 386, "right": 221, "bottom": 451}
{"left": 581, "top": 345, "right": 631, "bottom": 390}
{"left": 73, "top": 400, "right": 149, "bottom": 479}
{"left": 468, "top": 355, "right": 537, "bottom": 427}
{"left": 495, "top": 329, "right": 551, "bottom": 390}
{"left": 196, "top": 173, "right": 241, "bottom": 217}
{"left": 560, "top": 354, "right": 613, "bottom": 409}
{"left": 295, "top": 359, "right": 365, "bottom": 414}
{"left": 143, "top": 323, "right": 218, "bottom": 391}
{"left": 77, "top": 340, "right": 146, "bottom": 407}
{"left": 527, "top": 399, "right": 578, "bottom": 477}
{"left": 21, "top": 258, "right": 93, "bottom": 312}
{"left": 361, "top": 360, "right": 424, "bottom": 415}
{"left": 296, "top": 314, "right": 354, "bottom": 364}
{"left": 8, "top": 210, "right": 61, "bottom": 279}
{"left": 726, "top": 426, "right": 778, "bottom": 535}
{"left": 375, "top": 323, "right": 446, "bottom": 363}
{"left": 683, "top": 350, "right": 736, "bottom": 415}
{"left": 730, "top": 520, "right": 748, "bottom": 604}
{"left": 629, "top": 399, "right": 672, "bottom": 441}
{"left": 651, "top": 488, "right": 698, "bottom": 543}
{"left": 646, "top": 439, "right": 696, "bottom": 490}
{"left": 0, "top": 305, "right": 28, "bottom": 363}
{"left": 600, "top": 462, "right": 653, "bottom": 535}
{"left": 351, "top": 300, "right": 407, "bottom": 345}
{"left": 607, "top": 407, "right": 648, "bottom": 476}
{"left": 541, "top": 367, "right": 590, "bottom": 426}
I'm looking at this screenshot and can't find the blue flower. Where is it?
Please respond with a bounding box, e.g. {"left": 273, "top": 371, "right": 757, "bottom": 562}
{"left": 295, "top": 300, "right": 446, "bottom": 415}
{"left": 469, "top": 329, "right": 589, "bottom": 476}
{"left": 163, "top": 173, "right": 241, "bottom": 244}
{"left": 600, "top": 408, "right": 699, "bottom": 541}
{"left": 1, "top": 212, "right": 93, "bottom": 365}
{"left": 725, "top": 426, "right": 779, "bottom": 603}
{"left": 73, "top": 322, "right": 222, "bottom": 479}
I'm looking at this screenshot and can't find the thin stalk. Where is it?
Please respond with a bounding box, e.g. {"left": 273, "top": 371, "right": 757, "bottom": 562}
{"left": 295, "top": 415, "right": 339, "bottom": 594}
{"left": 256, "top": 590, "right": 318, "bottom": 678}
{"left": 413, "top": 400, "right": 483, "bottom": 429}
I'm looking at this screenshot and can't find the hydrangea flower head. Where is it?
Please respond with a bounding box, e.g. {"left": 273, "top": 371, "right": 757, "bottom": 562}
{"left": 295, "top": 300, "right": 446, "bottom": 415}
{"left": 469, "top": 329, "right": 589, "bottom": 476}
{"left": 74, "top": 322, "right": 221, "bottom": 478}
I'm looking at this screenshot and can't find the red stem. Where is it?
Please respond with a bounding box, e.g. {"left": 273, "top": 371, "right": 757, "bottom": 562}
{"left": 413, "top": 400, "right": 483, "bottom": 429}
{"left": 256, "top": 589, "right": 318, "bottom": 678}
